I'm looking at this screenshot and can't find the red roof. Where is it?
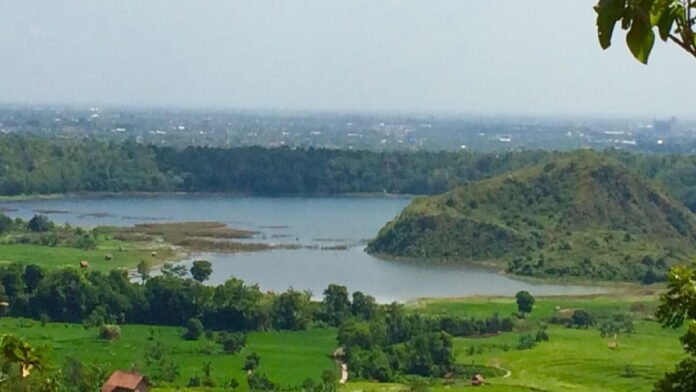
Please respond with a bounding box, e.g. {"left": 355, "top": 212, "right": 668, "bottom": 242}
{"left": 101, "top": 371, "right": 146, "bottom": 392}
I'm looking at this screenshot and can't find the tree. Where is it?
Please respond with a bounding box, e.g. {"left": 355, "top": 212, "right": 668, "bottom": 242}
{"left": 244, "top": 353, "right": 260, "bottom": 373}
{"left": 571, "top": 310, "right": 596, "bottom": 328}
{"left": 23, "top": 265, "right": 44, "bottom": 293}
{"left": 272, "top": 290, "right": 312, "bottom": 330}
{"left": 351, "top": 291, "right": 378, "bottom": 320}
{"left": 219, "top": 332, "right": 247, "bottom": 354}
{"left": 28, "top": 215, "right": 52, "bottom": 232}
{"left": 137, "top": 261, "right": 150, "bottom": 283}
{"left": 321, "top": 284, "right": 352, "bottom": 326}
{"left": 247, "top": 372, "right": 275, "bottom": 391}
{"left": 594, "top": 0, "right": 696, "bottom": 64}
{"left": 515, "top": 290, "right": 535, "bottom": 316}
{"left": 655, "top": 263, "right": 696, "bottom": 391}
{"left": 183, "top": 318, "right": 204, "bottom": 340}
{"left": 599, "top": 313, "right": 634, "bottom": 337}
{"left": 161, "top": 263, "right": 188, "bottom": 278}
{"left": 190, "top": 260, "right": 213, "bottom": 283}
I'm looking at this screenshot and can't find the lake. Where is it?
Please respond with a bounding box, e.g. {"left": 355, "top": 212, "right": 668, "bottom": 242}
{"left": 0, "top": 195, "right": 603, "bottom": 302}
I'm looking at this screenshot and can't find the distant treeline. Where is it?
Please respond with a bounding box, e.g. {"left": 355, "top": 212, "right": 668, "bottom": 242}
{"left": 4, "top": 135, "right": 696, "bottom": 210}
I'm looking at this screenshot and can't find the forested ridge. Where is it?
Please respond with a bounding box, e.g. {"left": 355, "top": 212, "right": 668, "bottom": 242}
{"left": 5, "top": 134, "right": 696, "bottom": 211}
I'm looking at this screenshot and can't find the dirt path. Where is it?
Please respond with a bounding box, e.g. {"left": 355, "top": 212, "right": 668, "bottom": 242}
{"left": 495, "top": 365, "right": 512, "bottom": 378}
{"left": 339, "top": 363, "right": 348, "bottom": 384}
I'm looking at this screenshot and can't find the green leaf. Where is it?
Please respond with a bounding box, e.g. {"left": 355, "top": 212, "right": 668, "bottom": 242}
{"left": 656, "top": 6, "right": 677, "bottom": 41}
{"left": 626, "top": 17, "right": 655, "bottom": 63}
{"left": 595, "top": 0, "right": 628, "bottom": 49}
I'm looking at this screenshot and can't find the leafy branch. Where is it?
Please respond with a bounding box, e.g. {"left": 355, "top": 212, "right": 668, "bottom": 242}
{"left": 595, "top": 0, "right": 696, "bottom": 63}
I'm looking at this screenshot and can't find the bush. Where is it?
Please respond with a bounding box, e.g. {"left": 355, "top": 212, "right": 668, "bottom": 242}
{"left": 517, "top": 333, "right": 536, "bottom": 350}
{"left": 219, "top": 332, "right": 247, "bottom": 354}
{"left": 99, "top": 324, "right": 121, "bottom": 340}
{"left": 570, "top": 310, "right": 595, "bottom": 328}
{"left": 248, "top": 372, "right": 275, "bottom": 391}
{"left": 183, "top": 318, "right": 204, "bottom": 340}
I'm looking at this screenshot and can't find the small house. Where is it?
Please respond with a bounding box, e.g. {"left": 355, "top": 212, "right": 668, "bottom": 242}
{"left": 79, "top": 260, "right": 89, "bottom": 268}
{"left": 471, "top": 374, "right": 484, "bottom": 386}
{"left": 101, "top": 370, "right": 148, "bottom": 392}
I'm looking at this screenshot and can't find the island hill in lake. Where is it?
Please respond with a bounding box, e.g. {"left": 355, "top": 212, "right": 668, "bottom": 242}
{"left": 367, "top": 151, "right": 696, "bottom": 283}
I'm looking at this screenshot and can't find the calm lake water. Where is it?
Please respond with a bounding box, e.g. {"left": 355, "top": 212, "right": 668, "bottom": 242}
{"left": 0, "top": 196, "right": 603, "bottom": 302}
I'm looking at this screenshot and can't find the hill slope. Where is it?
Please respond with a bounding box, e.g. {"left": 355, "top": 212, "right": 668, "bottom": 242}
{"left": 367, "top": 152, "right": 696, "bottom": 282}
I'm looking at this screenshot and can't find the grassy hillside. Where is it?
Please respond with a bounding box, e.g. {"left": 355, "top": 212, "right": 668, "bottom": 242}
{"left": 368, "top": 151, "right": 696, "bottom": 282}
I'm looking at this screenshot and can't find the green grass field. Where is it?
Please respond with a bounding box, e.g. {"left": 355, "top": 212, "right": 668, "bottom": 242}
{"left": 0, "top": 318, "right": 337, "bottom": 391}
{"left": 0, "top": 236, "right": 178, "bottom": 272}
{"left": 2, "top": 294, "right": 687, "bottom": 392}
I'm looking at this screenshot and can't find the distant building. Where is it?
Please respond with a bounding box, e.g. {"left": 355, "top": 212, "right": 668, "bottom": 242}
{"left": 471, "top": 374, "right": 484, "bottom": 386}
{"left": 652, "top": 118, "right": 675, "bottom": 133}
{"left": 101, "top": 371, "right": 149, "bottom": 392}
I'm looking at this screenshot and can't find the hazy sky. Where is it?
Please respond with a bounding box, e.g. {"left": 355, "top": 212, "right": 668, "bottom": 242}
{"left": 1, "top": 1, "right": 694, "bottom": 117}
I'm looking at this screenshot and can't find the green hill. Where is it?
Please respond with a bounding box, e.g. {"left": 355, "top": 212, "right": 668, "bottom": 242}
{"left": 367, "top": 151, "right": 696, "bottom": 282}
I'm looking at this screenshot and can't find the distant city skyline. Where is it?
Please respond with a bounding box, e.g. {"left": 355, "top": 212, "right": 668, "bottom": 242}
{"left": 1, "top": 1, "right": 694, "bottom": 118}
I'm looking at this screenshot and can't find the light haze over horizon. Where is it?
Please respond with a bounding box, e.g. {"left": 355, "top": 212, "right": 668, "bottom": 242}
{"left": 1, "top": 1, "right": 694, "bottom": 118}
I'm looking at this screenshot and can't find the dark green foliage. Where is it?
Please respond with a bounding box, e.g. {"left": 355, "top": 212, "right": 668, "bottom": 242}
{"left": 28, "top": 215, "right": 52, "bottom": 232}
{"left": 515, "top": 291, "right": 535, "bottom": 315}
{"left": 23, "top": 265, "right": 43, "bottom": 293}
{"left": 351, "top": 291, "right": 378, "bottom": 320}
{"left": 0, "top": 213, "right": 14, "bottom": 234}
{"left": 244, "top": 353, "right": 260, "bottom": 373}
{"left": 248, "top": 372, "right": 276, "bottom": 391}
{"left": 517, "top": 333, "right": 536, "bottom": 350}
{"left": 599, "top": 313, "right": 634, "bottom": 337}
{"left": 320, "top": 284, "right": 351, "bottom": 326}
{"left": 190, "top": 260, "right": 213, "bottom": 282}
{"left": 218, "top": 332, "right": 247, "bottom": 354}
{"left": 272, "top": 290, "right": 312, "bottom": 330}
{"left": 570, "top": 310, "right": 596, "bottom": 328}
{"left": 61, "top": 357, "right": 108, "bottom": 392}
{"left": 183, "top": 318, "right": 204, "bottom": 340}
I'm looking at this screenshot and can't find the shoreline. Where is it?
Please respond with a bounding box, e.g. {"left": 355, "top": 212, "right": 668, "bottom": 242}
{"left": 0, "top": 191, "right": 417, "bottom": 202}
{"left": 367, "top": 251, "right": 656, "bottom": 292}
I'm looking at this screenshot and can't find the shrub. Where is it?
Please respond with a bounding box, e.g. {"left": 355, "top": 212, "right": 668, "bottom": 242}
{"left": 183, "top": 318, "right": 204, "bottom": 340}
{"left": 570, "top": 310, "right": 595, "bottom": 328}
{"left": 517, "top": 333, "right": 536, "bottom": 350}
{"left": 248, "top": 372, "right": 275, "bottom": 391}
{"left": 219, "top": 332, "right": 247, "bottom": 354}
{"left": 99, "top": 324, "right": 121, "bottom": 340}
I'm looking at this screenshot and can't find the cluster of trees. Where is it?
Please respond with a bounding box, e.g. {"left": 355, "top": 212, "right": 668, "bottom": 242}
{"left": 0, "top": 213, "right": 97, "bottom": 250}
{"left": 337, "top": 307, "right": 515, "bottom": 381}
